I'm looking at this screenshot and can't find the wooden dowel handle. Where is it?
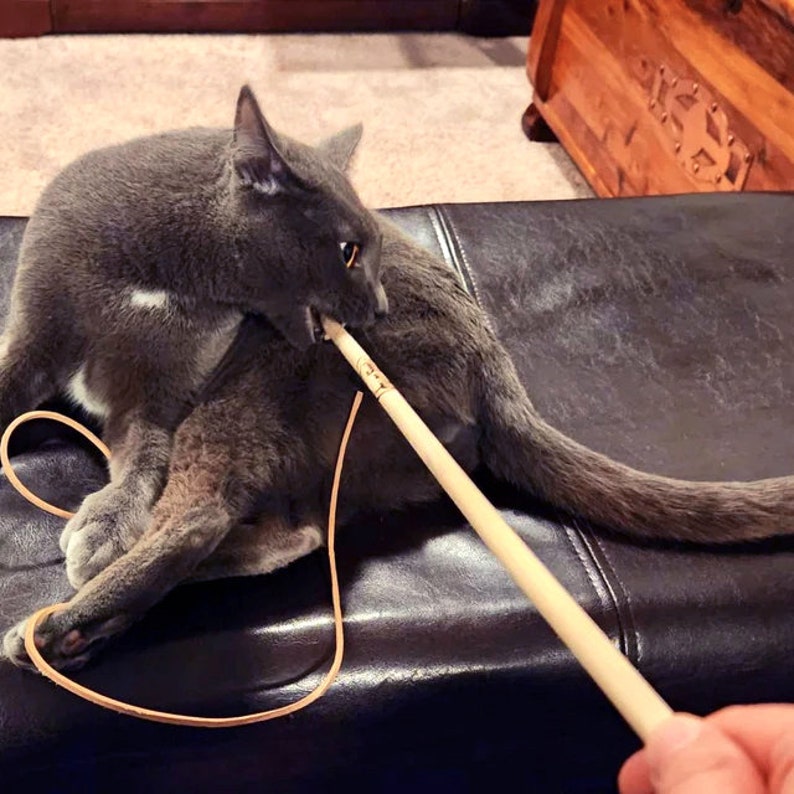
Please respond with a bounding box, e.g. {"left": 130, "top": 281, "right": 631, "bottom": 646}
{"left": 322, "top": 317, "right": 673, "bottom": 742}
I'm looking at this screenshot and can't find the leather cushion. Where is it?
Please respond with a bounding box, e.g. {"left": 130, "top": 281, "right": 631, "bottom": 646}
{"left": 0, "top": 193, "right": 792, "bottom": 793}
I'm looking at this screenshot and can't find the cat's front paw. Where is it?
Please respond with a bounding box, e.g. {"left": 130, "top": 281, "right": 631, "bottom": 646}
{"left": 1, "top": 618, "right": 84, "bottom": 671}
{"left": 60, "top": 485, "right": 150, "bottom": 588}
{"left": 2, "top": 611, "right": 127, "bottom": 671}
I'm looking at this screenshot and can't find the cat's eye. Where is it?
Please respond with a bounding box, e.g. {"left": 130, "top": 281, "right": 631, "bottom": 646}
{"left": 340, "top": 242, "right": 360, "bottom": 269}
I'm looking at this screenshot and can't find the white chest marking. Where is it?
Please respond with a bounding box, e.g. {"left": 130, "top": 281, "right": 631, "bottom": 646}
{"left": 67, "top": 365, "right": 111, "bottom": 419}
{"left": 129, "top": 289, "right": 173, "bottom": 312}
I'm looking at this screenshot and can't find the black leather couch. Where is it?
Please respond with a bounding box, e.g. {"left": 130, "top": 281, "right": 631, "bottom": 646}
{"left": 0, "top": 193, "right": 792, "bottom": 793}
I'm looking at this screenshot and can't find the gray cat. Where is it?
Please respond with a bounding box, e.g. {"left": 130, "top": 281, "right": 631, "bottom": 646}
{"left": 2, "top": 86, "right": 793, "bottom": 670}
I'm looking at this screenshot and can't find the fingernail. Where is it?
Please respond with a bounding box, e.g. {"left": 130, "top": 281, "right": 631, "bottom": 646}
{"left": 647, "top": 715, "right": 704, "bottom": 769}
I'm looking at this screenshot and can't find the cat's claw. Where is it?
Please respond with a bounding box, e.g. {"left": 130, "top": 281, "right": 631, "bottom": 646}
{"left": 2, "top": 620, "right": 35, "bottom": 669}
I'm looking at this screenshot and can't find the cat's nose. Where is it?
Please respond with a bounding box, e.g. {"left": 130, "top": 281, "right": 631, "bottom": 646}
{"left": 373, "top": 284, "right": 389, "bottom": 318}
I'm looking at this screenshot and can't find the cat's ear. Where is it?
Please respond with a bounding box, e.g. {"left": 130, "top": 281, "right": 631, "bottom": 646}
{"left": 316, "top": 124, "right": 363, "bottom": 172}
{"left": 233, "top": 85, "right": 290, "bottom": 194}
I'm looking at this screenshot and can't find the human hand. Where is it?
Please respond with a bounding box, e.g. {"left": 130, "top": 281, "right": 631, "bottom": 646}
{"left": 618, "top": 705, "right": 794, "bottom": 793}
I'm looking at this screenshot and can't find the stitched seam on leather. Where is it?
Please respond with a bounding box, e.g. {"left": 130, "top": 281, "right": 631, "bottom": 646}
{"left": 437, "top": 206, "right": 498, "bottom": 337}
{"left": 438, "top": 207, "right": 497, "bottom": 336}
{"left": 428, "top": 205, "right": 469, "bottom": 293}
{"left": 438, "top": 208, "right": 483, "bottom": 304}
{"left": 427, "top": 206, "right": 457, "bottom": 272}
{"left": 561, "top": 522, "right": 626, "bottom": 655}
{"left": 566, "top": 518, "right": 635, "bottom": 661}
{"left": 579, "top": 529, "right": 641, "bottom": 665}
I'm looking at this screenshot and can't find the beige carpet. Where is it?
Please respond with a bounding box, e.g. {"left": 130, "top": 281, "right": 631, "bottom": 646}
{"left": 0, "top": 32, "right": 592, "bottom": 217}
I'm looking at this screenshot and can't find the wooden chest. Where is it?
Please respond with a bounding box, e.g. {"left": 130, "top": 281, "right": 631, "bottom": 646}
{"left": 525, "top": 0, "right": 794, "bottom": 196}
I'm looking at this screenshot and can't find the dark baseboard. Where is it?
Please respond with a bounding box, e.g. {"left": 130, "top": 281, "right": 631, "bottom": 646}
{"left": 2, "top": 0, "right": 537, "bottom": 38}
{"left": 0, "top": 0, "right": 52, "bottom": 37}
{"left": 458, "top": 0, "right": 537, "bottom": 36}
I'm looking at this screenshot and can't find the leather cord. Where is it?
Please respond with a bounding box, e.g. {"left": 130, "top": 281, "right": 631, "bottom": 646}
{"left": 1, "top": 392, "right": 364, "bottom": 727}
{"left": 0, "top": 410, "right": 111, "bottom": 518}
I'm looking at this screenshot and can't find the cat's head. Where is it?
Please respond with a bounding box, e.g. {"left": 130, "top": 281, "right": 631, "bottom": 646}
{"left": 227, "top": 85, "right": 387, "bottom": 349}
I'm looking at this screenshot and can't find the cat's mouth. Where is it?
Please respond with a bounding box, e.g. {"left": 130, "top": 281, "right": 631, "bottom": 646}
{"left": 306, "top": 305, "right": 343, "bottom": 343}
{"left": 307, "top": 306, "right": 324, "bottom": 342}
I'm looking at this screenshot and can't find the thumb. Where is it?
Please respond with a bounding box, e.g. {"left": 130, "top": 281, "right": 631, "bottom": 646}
{"left": 646, "top": 714, "right": 765, "bottom": 794}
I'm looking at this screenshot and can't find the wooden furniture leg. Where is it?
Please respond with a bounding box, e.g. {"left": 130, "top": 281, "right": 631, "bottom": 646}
{"left": 521, "top": 103, "right": 558, "bottom": 143}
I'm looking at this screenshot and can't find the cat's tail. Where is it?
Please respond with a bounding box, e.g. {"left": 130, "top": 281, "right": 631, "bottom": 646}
{"left": 477, "top": 346, "right": 793, "bottom": 543}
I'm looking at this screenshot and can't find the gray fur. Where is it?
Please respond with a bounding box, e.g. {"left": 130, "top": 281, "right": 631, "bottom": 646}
{"left": 2, "top": 86, "right": 793, "bottom": 670}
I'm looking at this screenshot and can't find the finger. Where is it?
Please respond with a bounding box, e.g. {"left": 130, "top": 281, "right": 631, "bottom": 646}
{"left": 617, "top": 748, "right": 653, "bottom": 794}
{"left": 708, "top": 704, "right": 794, "bottom": 792}
{"left": 646, "top": 714, "right": 765, "bottom": 794}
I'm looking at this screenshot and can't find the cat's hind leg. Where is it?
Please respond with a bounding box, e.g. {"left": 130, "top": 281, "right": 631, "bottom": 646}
{"left": 190, "top": 515, "right": 324, "bottom": 582}
{"left": 4, "top": 460, "right": 244, "bottom": 670}
{"left": 3, "top": 512, "right": 324, "bottom": 670}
